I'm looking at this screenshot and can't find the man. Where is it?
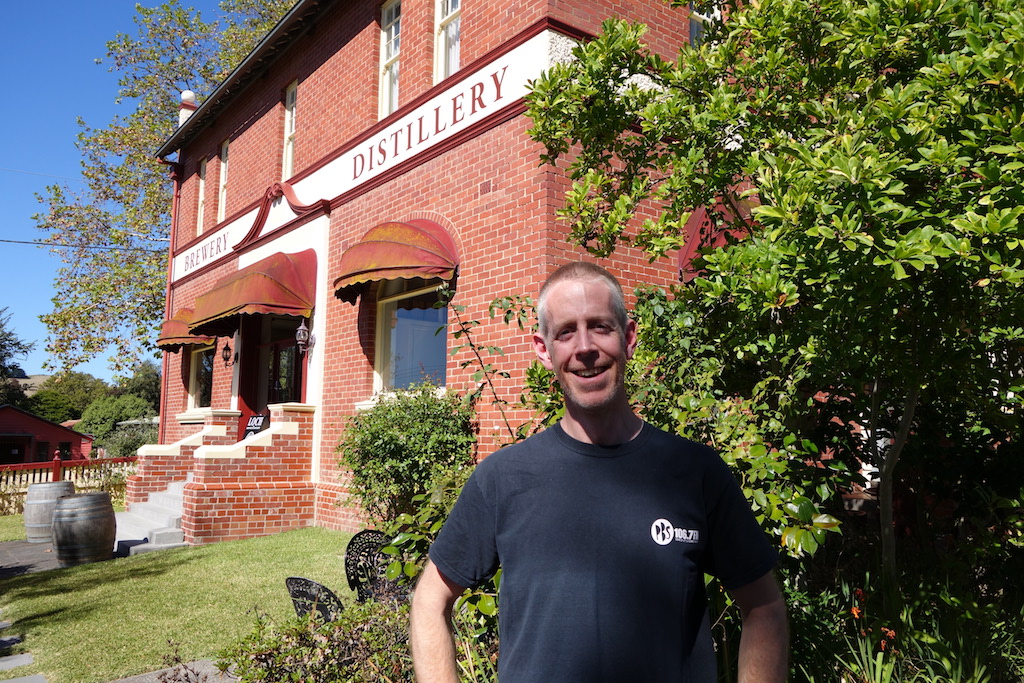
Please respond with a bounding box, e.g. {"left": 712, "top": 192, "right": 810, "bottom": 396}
{"left": 410, "top": 262, "right": 788, "bottom": 682}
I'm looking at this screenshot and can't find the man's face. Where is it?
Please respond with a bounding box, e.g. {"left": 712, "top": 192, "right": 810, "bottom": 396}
{"left": 533, "top": 278, "right": 637, "bottom": 416}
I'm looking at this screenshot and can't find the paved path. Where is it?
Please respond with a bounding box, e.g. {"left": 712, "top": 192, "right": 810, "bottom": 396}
{"left": 0, "top": 541, "right": 234, "bottom": 682}
{"left": 0, "top": 541, "right": 60, "bottom": 580}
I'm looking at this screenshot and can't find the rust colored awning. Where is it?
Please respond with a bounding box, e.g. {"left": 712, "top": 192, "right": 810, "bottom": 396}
{"left": 156, "top": 308, "right": 214, "bottom": 352}
{"left": 333, "top": 219, "right": 459, "bottom": 304}
{"left": 190, "top": 249, "right": 317, "bottom": 336}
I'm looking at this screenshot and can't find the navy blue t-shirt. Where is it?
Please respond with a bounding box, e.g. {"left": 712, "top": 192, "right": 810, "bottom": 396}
{"left": 429, "top": 422, "right": 777, "bottom": 682}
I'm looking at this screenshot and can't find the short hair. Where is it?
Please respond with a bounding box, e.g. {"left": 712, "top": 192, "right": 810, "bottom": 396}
{"left": 537, "top": 262, "right": 628, "bottom": 337}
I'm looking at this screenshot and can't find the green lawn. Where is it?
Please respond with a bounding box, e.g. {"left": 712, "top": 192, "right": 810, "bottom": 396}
{"left": 0, "top": 513, "right": 25, "bottom": 542}
{"left": 0, "top": 526, "right": 356, "bottom": 683}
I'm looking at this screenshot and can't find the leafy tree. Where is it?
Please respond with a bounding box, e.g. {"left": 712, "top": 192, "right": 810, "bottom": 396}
{"left": 76, "top": 394, "right": 153, "bottom": 445}
{"left": 34, "top": 0, "right": 293, "bottom": 375}
{"left": 115, "top": 360, "right": 162, "bottom": 414}
{"left": 35, "top": 371, "right": 110, "bottom": 421}
{"left": 527, "top": 0, "right": 1024, "bottom": 609}
{"left": 25, "top": 389, "right": 79, "bottom": 424}
{"left": 0, "top": 307, "right": 34, "bottom": 407}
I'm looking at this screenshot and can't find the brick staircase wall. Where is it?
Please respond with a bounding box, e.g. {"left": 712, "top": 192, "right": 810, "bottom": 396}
{"left": 183, "top": 403, "right": 316, "bottom": 544}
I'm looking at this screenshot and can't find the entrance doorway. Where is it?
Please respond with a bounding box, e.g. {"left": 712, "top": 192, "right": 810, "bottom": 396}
{"left": 237, "top": 315, "right": 305, "bottom": 439}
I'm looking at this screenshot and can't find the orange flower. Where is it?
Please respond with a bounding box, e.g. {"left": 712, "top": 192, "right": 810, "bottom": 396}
{"left": 851, "top": 606, "right": 862, "bottom": 619}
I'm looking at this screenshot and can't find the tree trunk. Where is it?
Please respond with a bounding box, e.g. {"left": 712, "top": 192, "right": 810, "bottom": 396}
{"left": 878, "top": 383, "right": 920, "bottom": 615}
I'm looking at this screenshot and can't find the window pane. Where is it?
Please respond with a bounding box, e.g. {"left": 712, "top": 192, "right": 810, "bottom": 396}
{"left": 381, "top": 0, "right": 401, "bottom": 116}
{"left": 386, "top": 62, "right": 400, "bottom": 113}
{"left": 269, "top": 345, "right": 300, "bottom": 404}
{"left": 194, "top": 347, "right": 215, "bottom": 408}
{"left": 444, "top": 16, "right": 460, "bottom": 76}
{"left": 382, "top": 294, "right": 447, "bottom": 389}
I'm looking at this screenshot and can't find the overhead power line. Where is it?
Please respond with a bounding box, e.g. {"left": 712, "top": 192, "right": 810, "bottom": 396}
{"left": 0, "top": 166, "right": 85, "bottom": 183}
{"left": 0, "top": 237, "right": 163, "bottom": 253}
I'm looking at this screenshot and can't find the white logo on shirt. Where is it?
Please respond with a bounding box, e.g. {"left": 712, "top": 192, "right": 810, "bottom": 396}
{"left": 651, "top": 518, "right": 700, "bottom": 545}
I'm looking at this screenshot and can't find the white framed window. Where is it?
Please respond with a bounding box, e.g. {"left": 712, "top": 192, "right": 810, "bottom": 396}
{"left": 375, "top": 278, "right": 448, "bottom": 392}
{"left": 688, "top": 2, "right": 720, "bottom": 48}
{"left": 434, "top": 0, "right": 461, "bottom": 82}
{"left": 217, "top": 139, "right": 230, "bottom": 222}
{"left": 379, "top": 0, "right": 401, "bottom": 118}
{"left": 282, "top": 81, "right": 298, "bottom": 179}
{"left": 188, "top": 344, "right": 216, "bottom": 409}
{"left": 196, "top": 158, "right": 207, "bottom": 234}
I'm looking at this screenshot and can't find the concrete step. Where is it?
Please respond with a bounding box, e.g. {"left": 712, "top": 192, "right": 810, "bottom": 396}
{"left": 0, "top": 653, "right": 33, "bottom": 673}
{"left": 114, "top": 480, "right": 188, "bottom": 557}
{"left": 128, "top": 540, "right": 190, "bottom": 556}
{"left": 128, "top": 501, "right": 181, "bottom": 529}
{"left": 148, "top": 489, "right": 183, "bottom": 511}
{"left": 115, "top": 511, "right": 153, "bottom": 541}
{"left": 149, "top": 527, "right": 184, "bottom": 545}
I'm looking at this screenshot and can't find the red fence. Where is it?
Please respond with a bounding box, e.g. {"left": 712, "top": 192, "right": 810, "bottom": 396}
{"left": 0, "top": 456, "right": 137, "bottom": 493}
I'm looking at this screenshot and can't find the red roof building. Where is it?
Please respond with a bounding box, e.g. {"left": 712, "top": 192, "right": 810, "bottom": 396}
{"left": 0, "top": 404, "right": 94, "bottom": 465}
{"left": 136, "top": 0, "right": 699, "bottom": 543}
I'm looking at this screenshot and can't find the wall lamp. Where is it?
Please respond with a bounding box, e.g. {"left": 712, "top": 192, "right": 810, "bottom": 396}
{"left": 296, "top": 319, "right": 314, "bottom": 355}
{"left": 222, "top": 340, "right": 236, "bottom": 367}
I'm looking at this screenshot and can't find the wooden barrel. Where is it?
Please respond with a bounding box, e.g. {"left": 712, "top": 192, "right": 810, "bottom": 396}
{"left": 23, "top": 481, "right": 76, "bottom": 543}
{"left": 51, "top": 492, "right": 116, "bottom": 567}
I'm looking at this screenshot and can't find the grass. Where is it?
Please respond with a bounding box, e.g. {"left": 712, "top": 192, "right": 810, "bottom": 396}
{"left": 0, "top": 526, "right": 356, "bottom": 683}
{"left": 0, "top": 513, "right": 25, "bottom": 542}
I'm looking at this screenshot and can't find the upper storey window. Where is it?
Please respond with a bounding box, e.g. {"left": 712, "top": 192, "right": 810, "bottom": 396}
{"left": 688, "top": 2, "right": 720, "bottom": 48}
{"left": 434, "top": 0, "right": 461, "bottom": 82}
{"left": 196, "top": 158, "right": 207, "bottom": 235}
{"left": 217, "top": 139, "right": 230, "bottom": 222}
{"left": 282, "top": 80, "right": 298, "bottom": 179}
{"left": 379, "top": 0, "right": 401, "bottom": 117}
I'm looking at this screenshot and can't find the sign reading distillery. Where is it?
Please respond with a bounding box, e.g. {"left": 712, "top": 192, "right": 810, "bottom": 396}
{"left": 171, "top": 30, "right": 561, "bottom": 282}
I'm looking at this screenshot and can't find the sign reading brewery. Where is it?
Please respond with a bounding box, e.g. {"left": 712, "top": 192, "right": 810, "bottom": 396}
{"left": 171, "top": 30, "right": 561, "bottom": 283}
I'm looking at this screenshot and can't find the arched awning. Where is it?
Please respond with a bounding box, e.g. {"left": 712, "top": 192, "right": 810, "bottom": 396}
{"left": 333, "top": 219, "right": 459, "bottom": 304}
{"left": 190, "top": 249, "right": 317, "bottom": 337}
{"left": 156, "top": 308, "right": 215, "bottom": 352}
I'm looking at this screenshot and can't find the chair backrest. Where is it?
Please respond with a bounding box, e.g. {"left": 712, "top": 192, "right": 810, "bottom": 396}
{"left": 285, "top": 576, "right": 344, "bottom": 622}
{"left": 345, "top": 529, "right": 398, "bottom": 603}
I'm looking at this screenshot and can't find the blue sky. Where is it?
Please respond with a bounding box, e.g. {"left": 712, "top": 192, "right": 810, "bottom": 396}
{"left": 0, "top": 1, "right": 218, "bottom": 383}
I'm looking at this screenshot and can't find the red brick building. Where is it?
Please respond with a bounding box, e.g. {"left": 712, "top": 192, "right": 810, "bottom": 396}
{"left": 136, "top": 0, "right": 698, "bottom": 544}
{"left": 0, "top": 405, "right": 94, "bottom": 465}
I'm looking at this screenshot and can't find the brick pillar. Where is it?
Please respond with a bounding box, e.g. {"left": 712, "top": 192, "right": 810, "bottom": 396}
{"left": 126, "top": 409, "right": 241, "bottom": 505}
{"left": 183, "top": 403, "right": 316, "bottom": 544}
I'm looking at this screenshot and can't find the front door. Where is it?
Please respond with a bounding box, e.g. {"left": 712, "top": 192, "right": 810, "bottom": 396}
{"left": 237, "top": 316, "right": 305, "bottom": 440}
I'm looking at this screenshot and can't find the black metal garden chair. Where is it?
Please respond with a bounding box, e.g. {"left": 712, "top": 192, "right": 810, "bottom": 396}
{"left": 285, "top": 576, "right": 345, "bottom": 622}
{"left": 345, "top": 529, "right": 404, "bottom": 603}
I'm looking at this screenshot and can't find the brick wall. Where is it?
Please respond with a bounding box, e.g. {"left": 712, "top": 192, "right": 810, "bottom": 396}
{"left": 154, "top": 0, "right": 693, "bottom": 539}
{"left": 183, "top": 404, "right": 316, "bottom": 544}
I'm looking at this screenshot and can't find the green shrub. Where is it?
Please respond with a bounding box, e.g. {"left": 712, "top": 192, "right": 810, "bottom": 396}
{"left": 104, "top": 422, "right": 158, "bottom": 459}
{"left": 337, "top": 383, "right": 476, "bottom": 520}
{"left": 218, "top": 601, "right": 412, "bottom": 682}
{"left": 0, "top": 480, "right": 24, "bottom": 516}
{"left": 382, "top": 476, "right": 499, "bottom": 682}
{"left": 784, "top": 572, "right": 1024, "bottom": 682}
{"left": 76, "top": 394, "right": 152, "bottom": 445}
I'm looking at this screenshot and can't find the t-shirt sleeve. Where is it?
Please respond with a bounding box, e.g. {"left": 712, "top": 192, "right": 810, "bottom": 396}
{"left": 702, "top": 454, "right": 778, "bottom": 590}
{"left": 428, "top": 470, "right": 500, "bottom": 590}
